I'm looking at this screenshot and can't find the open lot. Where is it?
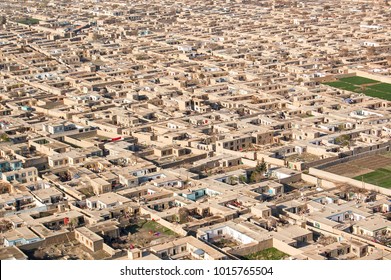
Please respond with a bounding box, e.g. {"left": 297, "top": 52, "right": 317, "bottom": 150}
{"left": 25, "top": 240, "right": 111, "bottom": 260}
{"left": 211, "top": 236, "right": 241, "bottom": 249}
{"left": 323, "top": 153, "right": 391, "bottom": 189}
{"left": 323, "top": 76, "right": 391, "bottom": 101}
{"left": 286, "top": 152, "right": 322, "bottom": 163}
{"left": 109, "top": 219, "right": 179, "bottom": 249}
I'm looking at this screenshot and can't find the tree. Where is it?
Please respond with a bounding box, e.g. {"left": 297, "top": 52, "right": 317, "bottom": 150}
{"left": 228, "top": 176, "right": 238, "bottom": 185}
{"left": 91, "top": 32, "right": 100, "bottom": 41}
{"left": 68, "top": 217, "right": 79, "bottom": 231}
{"left": 255, "top": 158, "right": 267, "bottom": 173}
{"left": 38, "top": 0, "right": 50, "bottom": 8}
{"left": 0, "top": 220, "right": 12, "bottom": 233}
{"left": 0, "top": 133, "right": 9, "bottom": 142}
{"left": 250, "top": 171, "right": 262, "bottom": 183}
{"left": 178, "top": 207, "right": 190, "bottom": 224}
{"left": 340, "top": 48, "right": 349, "bottom": 57}
{"left": 238, "top": 175, "right": 247, "bottom": 184}
{"left": 335, "top": 135, "right": 351, "bottom": 148}
{"left": 250, "top": 159, "right": 268, "bottom": 183}
{"left": 337, "top": 124, "right": 345, "bottom": 131}
{"left": 0, "top": 181, "right": 11, "bottom": 194}
{"left": 33, "top": 247, "right": 48, "bottom": 259}
{"left": 366, "top": 46, "right": 376, "bottom": 56}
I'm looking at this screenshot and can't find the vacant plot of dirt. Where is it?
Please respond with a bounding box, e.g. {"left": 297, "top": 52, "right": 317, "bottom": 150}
{"left": 352, "top": 156, "right": 391, "bottom": 170}
{"left": 324, "top": 163, "right": 371, "bottom": 178}
{"left": 324, "top": 155, "right": 391, "bottom": 178}
{"left": 108, "top": 219, "right": 179, "bottom": 250}
{"left": 25, "top": 240, "right": 111, "bottom": 260}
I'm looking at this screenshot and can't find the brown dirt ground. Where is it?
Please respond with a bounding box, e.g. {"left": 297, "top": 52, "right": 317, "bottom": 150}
{"left": 324, "top": 155, "right": 391, "bottom": 178}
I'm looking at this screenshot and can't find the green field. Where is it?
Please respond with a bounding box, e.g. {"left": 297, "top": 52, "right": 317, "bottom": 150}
{"left": 360, "top": 88, "right": 391, "bottom": 100}
{"left": 323, "top": 81, "right": 357, "bottom": 91}
{"left": 242, "top": 248, "right": 289, "bottom": 260}
{"left": 368, "top": 83, "right": 391, "bottom": 93}
{"left": 322, "top": 76, "right": 391, "bottom": 101}
{"left": 354, "top": 168, "right": 391, "bottom": 189}
{"left": 339, "top": 76, "right": 378, "bottom": 85}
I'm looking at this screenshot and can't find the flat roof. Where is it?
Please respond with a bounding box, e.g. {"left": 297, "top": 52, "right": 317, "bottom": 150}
{"left": 75, "top": 226, "right": 103, "bottom": 242}
{"left": 0, "top": 246, "right": 28, "bottom": 260}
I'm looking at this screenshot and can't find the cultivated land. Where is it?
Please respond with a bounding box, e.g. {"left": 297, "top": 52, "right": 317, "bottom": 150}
{"left": 354, "top": 169, "right": 391, "bottom": 189}
{"left": 339, "top": 76, "right": 378, "bottom": 85}
{"left": 323, "top": 153, "right": 391, "bottom": 189}
{"left": 323, "top": 76, "right": 391, "bottom": 101}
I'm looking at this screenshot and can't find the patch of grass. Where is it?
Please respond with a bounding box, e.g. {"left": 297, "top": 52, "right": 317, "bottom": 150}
{"left": 367, "top": 83, "right": 391, "bottom": 93}
{"left": 381, "top": 165, "right": 391, "bottom": 172}
{"left": 0, "top": 133, "right": 10, "bottom": 142}
{"left": 300, "top": 114, "right": 314, "bottom": 118}
{"left": 323, "top": 76, "right": 391, "bottom": 101}
{"left": 16, "top": 17, "right": 40, "bottom": 25}
{"left": 354, "top": 168, "right": 391, "bottom": 189}
{"left": 323, "top": 81, "right": 358, "bottom": 91}
{"left": 242, "top": 248, "right": 289, "bottom": 260}
{"left": 141, "top": 220, "right": 177, "bottom": 236}
{"left": 339, "top": 76, "right": 378, "bottom": 85}
{"left": 360, "top": 88, "right": 391, "bottom": 101}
